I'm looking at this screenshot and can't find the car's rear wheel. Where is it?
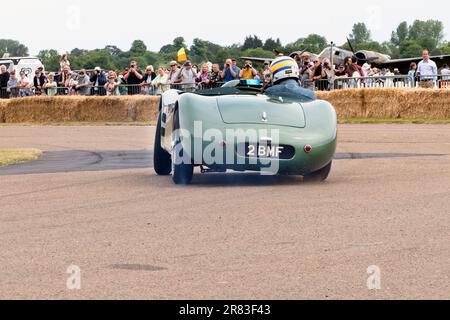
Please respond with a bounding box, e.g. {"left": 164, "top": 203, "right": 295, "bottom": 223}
{"left": 153, "top": 113, "right": 172, "bottom": 175}
{"left": 303, "top": 161, "right": 332, "bottom": 182}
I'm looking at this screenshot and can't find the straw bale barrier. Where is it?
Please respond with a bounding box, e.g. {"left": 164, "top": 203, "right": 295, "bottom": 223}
{"left": 0, "top": 89, "right": 448, "bottom": 124}
{"left": 0, "top": 96, "right": 159, "bottom": 123}
{"left": 317, "top": 88, "right": 450, "bottom": 119}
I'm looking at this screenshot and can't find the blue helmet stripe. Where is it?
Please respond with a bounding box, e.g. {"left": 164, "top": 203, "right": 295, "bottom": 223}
{"left": 272, "top": 65, "right": 293, "bottom": 77}
{"left": 271, "top": 58, "right": 293, "bottom": 68}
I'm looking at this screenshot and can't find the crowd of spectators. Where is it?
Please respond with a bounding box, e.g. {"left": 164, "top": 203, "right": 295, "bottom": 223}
{"left": 1, "top": 51, "right": 450, "bottom": 98}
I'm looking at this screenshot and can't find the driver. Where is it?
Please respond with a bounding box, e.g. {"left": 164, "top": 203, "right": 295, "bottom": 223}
{"left": 264, "top": 56, "right": 316, "bottom": 102}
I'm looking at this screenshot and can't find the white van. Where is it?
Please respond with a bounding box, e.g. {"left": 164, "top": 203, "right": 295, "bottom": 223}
{"left": 0, "top": 57, "right": 45, "bottom": 78}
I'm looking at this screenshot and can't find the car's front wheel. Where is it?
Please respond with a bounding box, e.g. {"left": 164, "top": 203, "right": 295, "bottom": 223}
{"left": 171, "top": 141, "right": 194, "bottom": 185}
{"left": 303, "top": 161, "right": 332, "bottom": 183}
{"left": 153, "top": 113, "right": 172, "bottom": 175}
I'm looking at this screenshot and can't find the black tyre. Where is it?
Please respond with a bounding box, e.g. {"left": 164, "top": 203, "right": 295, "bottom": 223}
{"left": 303, "top": 161, "right": 332, "bottom": 183}
{"left": 171, "top": 142, "right": 194, "bottom": 185}
{"left": 171, "top": 109, "right": 194, "bottom": 185}
{"left": 153, "top": 113, "right": 172, "bottom": 175}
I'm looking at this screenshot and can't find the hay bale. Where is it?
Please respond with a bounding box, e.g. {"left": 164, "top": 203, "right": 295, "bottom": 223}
{"left": 0, "top": 89, "right": 449, "bottom": 123}
{"left": 135, "top": 96, "right": 159, "bottom": 122}
{"left": 397, "top": 89, "right": 450, "bottom": 118}
{"left": 318, "top": 88, "right": 450, "bottom": 119}
{"left": 317, "top": 89, "right": 365, "bottom": 118}
{"left": 0, "top": 107, "right": 4, "bottom": 123}
{"left": 2, "top": 96, "right": 161, "bottom": 123}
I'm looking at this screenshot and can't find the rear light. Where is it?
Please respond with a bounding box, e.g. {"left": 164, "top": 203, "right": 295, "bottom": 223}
{"left": 304, "top": 144, "right": 312, "bottom": 153}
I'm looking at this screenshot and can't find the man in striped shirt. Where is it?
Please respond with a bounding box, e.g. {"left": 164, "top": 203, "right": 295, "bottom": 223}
{"left": 417, "top": 49, "right": 437, "bottom": 89}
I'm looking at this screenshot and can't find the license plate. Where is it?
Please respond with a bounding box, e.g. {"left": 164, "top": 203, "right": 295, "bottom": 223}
{"left": 247, "top": 144, "right": 284, "bottom": 158}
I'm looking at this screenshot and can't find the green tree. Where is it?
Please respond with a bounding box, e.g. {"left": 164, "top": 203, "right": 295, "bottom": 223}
{"left": 241, "top": 48, "right": 275, "bottom": 59}
{"left": 159, "top": 37, "right": 187, "bottom": 55}
{"left": 37, "top": 49, "right": 60, "bottom": 71}
{"left": 190, "top": 38, "right": 223, "bottom": 64}
{"left": 398, "top": 40, "right": 423, "bottom": 58}
{"left": 130, "top": 40, "right": 147, "bottom": 55}
{"left": 388, "top": 20, "right": 445, "bottom": 57}
{"left": 349, "top": 23, "right": 372, "bottom": 45}
{"left": 391, "top": 21, "right": 408, "bottom": 46}
{"left": 301, "top": 34, "right": 328, "bottom": 53}
{"left": 408, "top": 19, "right": 444, "bottom": 51}
{"left": 285, "top": 34, "right": 328, "bottom": 54}
{"left": 440, "top": 42, "right": 450, "bottom": 54}
{"left": 342, "top": 23, "right": 386, "bottom": 54}
{"left": 0, "top": 39, "right": 29, "bottom": 57}
{"left": 173, "top": 37, "right": 186, "bottom": 49}
{"left": 104, "top": 45, "right": 123, "bottom": 57}
{"left": 70, "top": 48, "right": 88, "bottom": 57}
{"left": 263, "top": 38, "right": 282, "bottom": 52}
{"left": 71, "top": 50, "right": 114, "bottom": 70}
{"left": 242, "top": 35, "right": 263, "bottom": 50}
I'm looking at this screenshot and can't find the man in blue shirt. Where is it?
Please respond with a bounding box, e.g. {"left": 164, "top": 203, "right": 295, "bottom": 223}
{"left": 221, "top": 59, "right": 239, "bottom": 82}
{"left": 417, "top": 49, "right": 437, "bottom": 88}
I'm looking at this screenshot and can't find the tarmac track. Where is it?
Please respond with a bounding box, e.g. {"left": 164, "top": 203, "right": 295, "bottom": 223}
{"left": 0, "top": 125, "right": 449, "bottom": 299}
{"left": 0, "top": 149, "right": 444, "bottom": 176}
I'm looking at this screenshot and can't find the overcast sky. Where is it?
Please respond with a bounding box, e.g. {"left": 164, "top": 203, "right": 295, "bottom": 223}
{"left": 4, "top": 0, "right": 450, "bottom": 55}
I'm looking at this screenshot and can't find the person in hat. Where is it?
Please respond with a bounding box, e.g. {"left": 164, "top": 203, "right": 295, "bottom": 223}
{"left": 239, "top": 60, "right": 258, "bottom": 80}
{"left": 75, "top": 69, "right": 92, "bottom": 96}
{"left": 90, "top": 66, "right": 107, "bottom": 96}
{"left": 168, "top": 61, "right": 181, "bottom": 85}
{"left": 177, "top": 60, "right": 197, "bottom": 92}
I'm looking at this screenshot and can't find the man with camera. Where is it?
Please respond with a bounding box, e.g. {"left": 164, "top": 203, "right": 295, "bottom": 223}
{"left": 89, "top": 66, "right": 107, "bottom": 96}
{"left": 124, "top": 60, "right": 143, "bottom": 95}
{"left": 221, "top": 58, "right": 239, "bottom": 83}
{"left": 76, "top": 69, "right": 92, "bottom": 96}
{"left": 175, "top": 60, "right": 197, "bottom": 92}
{"left": 239, "top": 60, "right": 258, "bottom": 80}
{"left": 299, "top": 53, "right": 315, "bottom": 90}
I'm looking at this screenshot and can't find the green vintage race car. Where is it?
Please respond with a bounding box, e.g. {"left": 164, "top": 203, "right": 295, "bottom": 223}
{"left": 153, "top": 79, "right": 337, "bottom": 185}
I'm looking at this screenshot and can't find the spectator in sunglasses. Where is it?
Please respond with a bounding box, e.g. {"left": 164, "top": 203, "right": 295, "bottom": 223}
{"left": 75, "top": 69, "right": 92, "bottom": 96}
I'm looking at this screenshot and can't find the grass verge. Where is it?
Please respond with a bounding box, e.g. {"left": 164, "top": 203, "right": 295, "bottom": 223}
{"left": 338, "top": 118, "right": 450, "bottom": 124}
{"left": 0, "top": 149, "right": 42, "bottom": 167}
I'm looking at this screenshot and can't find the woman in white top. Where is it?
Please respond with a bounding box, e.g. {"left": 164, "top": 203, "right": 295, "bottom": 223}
{"left": 151, "top": 67, "right": 170, "bottom": 95}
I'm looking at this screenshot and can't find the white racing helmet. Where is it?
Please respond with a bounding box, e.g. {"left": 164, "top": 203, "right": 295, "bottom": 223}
{"left": 270, "top": 56, "right": 300, "bottom": 83}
